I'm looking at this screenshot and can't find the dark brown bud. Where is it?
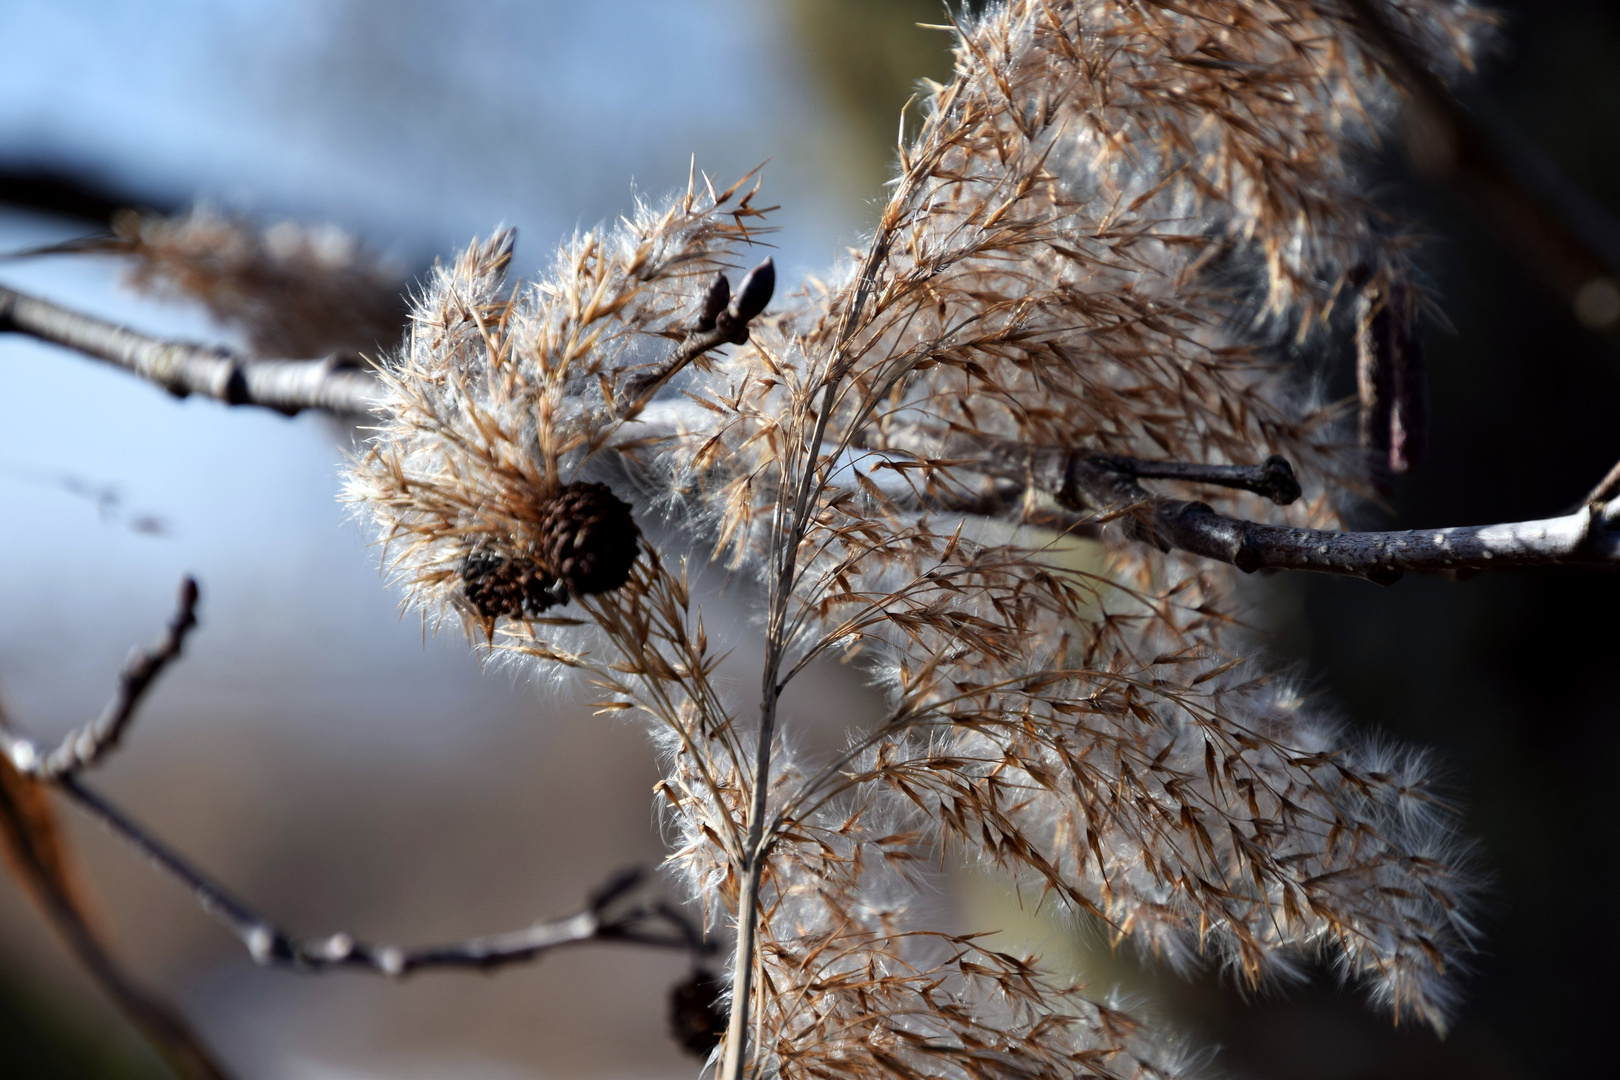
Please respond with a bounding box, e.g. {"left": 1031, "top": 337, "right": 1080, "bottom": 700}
{"left": 536, "top": 481, "right": 640, "bottom": 595}
{"left": 1258, "top": 455, "right": 1302, "bottom": 505}
{"left": 727, "top": 257, "right": 775, "bottom": 325}
{"left": 695, "top": 272, "right": 730, "bottom": 332}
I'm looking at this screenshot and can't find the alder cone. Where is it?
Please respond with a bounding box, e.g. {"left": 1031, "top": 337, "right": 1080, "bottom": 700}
{"left": 536, "top": 481, "right": 639, "bottom": 595}
{"left": 460, "top": 551, "right": 563, "bottom": 619}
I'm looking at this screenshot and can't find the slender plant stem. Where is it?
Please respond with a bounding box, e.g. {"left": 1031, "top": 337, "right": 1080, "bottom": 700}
{"left": 2, "top": 578, "right": 199, "bottom": 778}
{"left": 717, "top": 142, "right": 919, "bottom": 1080}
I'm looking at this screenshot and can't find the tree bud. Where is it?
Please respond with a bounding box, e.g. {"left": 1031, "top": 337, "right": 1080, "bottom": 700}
{"left": 696, "top": 272, "right": 730, "bottom": 332}
{"left": 727, "top": 257, "right": 775, "bottom": 325}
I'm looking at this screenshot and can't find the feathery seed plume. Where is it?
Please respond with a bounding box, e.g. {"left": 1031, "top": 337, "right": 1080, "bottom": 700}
{"left": 349, "top": 3, "right": 1488, "bottom": 1073}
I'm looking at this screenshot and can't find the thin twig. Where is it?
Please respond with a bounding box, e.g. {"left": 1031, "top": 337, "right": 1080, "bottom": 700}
{"left": 2, "top": 577, "right": 199, "bottom": 779}
{"left": 1084, "top": 452, "right": 1302, "bottom": 505}
{"left": 1580, "top": 455, "right": 1620, "bottom": 509}
{"left": 616, "top": 325, "right": 736, "bottom": 422}
{"left": 57, "top": 773, "right": 707, "bottom": 975}
{"left": 0, "top": 576, "right": 713, "bottom": 978}
{"left": 0, "top": 282, "right": 382, "bottom": 415}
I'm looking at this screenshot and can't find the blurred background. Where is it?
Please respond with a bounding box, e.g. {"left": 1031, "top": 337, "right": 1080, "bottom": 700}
{"left": 0, "top": 1, "right": 1616, "bottom": 1078}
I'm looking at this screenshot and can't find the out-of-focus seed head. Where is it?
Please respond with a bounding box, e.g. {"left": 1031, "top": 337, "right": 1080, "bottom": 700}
{"left": 667, "top": 969, "right": 726, "bottom": 1057}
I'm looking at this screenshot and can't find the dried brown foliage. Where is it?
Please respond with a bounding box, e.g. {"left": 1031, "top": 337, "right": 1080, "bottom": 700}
{"left": 349, "top": 2, "right": 1491, "bottom": 1075}
{"left": 111, "top": 205, "right": 409, "bottom": 358}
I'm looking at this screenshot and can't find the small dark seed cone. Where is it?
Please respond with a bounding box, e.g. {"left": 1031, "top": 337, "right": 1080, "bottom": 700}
{"left": 460, "top": 551, "right": 564, "bottom": 619}
{"left": 668, "top": 969, "right": 725, "bottom": 1057}
{"left": 537, "top": 481, "right": 639, "bottom": 595}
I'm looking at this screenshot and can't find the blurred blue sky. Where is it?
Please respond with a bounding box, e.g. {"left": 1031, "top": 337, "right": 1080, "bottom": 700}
{"left": 0, "top": 0, "right": 859, "bottom": 261}
{"left": 0, "top": 0, "right": 862, "bottom": 743}
{"left": 0, "top": 5, "right": 878, "bottom": 1076}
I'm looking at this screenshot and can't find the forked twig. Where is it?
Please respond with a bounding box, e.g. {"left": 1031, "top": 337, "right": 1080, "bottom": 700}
{"left": 0, "top": 579, "right": 709, "bottom": 983}
{"left": 978, "top": 443, "right": 1620, "bottom": 584}
{"left": 61, "top": 779, "right": 708, "bottom": 977}
{"left": 2, "top": 577, "right": 199, "bottom": 779}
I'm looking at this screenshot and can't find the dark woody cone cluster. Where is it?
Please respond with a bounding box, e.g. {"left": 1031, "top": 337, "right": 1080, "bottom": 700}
{"left": 535, "top": 481, "right": 640, "bottom": 594}
{"left": 460, "top": 481, "right": 640, "bottom": 619}
{"left": 460, "top": 550, "right": 565, "bottom": 619}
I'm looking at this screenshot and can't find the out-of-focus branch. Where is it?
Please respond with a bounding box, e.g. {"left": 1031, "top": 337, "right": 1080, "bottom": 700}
{"left": 2, "top": 578, "right": 198, "bottom": 779}
{"left": 0, "top": 577, "right": 711, "bottom": 980}
{"left": 0, "top": 282, "right": 382, "bottom": 415}
{"left": 1345, "top": 0, "right": 1620, "bottom": 339}
{"left": 0, "top": 165, "right": 178, "bottom": 226}
{"left": 1, "top": 710, "right": 232, "bottom": 1080}
{"left": 62, "top": 776, "right": 710, "bottom": 977}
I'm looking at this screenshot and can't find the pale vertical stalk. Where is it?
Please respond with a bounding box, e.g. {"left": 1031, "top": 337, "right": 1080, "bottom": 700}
{"left": 717, "top": 174, "right": 913, "bottom": 1080}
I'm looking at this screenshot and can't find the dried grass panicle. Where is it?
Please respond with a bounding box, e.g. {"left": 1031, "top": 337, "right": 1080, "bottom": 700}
{"left": 349, "top": 1, "right": 1486, "bottom": 1073}
{"left": 746, "top": 780, "right": 1199, "bottom": 1080}
{"left": 346, "top": 173, "right": 769, "bottom": 635}
{"left": 112, "top": 205, "right": 410, "bottom": 358}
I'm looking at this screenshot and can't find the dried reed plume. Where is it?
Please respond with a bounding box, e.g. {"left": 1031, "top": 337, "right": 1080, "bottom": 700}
{"left": 109, "top": 205, "right": 409, "bottom": 358}
{"left": 349, "top": 2, "right": 1491, "bottom": 1076}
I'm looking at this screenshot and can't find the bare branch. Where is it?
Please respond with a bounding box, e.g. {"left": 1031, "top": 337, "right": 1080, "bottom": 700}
{"left": 58, "top": 773, "right": 706, "bottom": 976}
{"left": 9, "top": 275, "right": 1619, "bottom": 592}
{"left": 990, "top": 444, "right": 1620, "bottom": 585}
{"left": 0, "top": 572, "right": 711, "bottom": 979}
{"left": 0, "top": 281, "right": 382, "bottom": 415}
{"left": 1, "top": 577, "right": 199, "bottom": 779}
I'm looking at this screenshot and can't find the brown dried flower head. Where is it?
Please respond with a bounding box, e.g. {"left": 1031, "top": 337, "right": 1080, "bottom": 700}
{"left": 348, "top": 3, "right": 1491, "bottom": 1076}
